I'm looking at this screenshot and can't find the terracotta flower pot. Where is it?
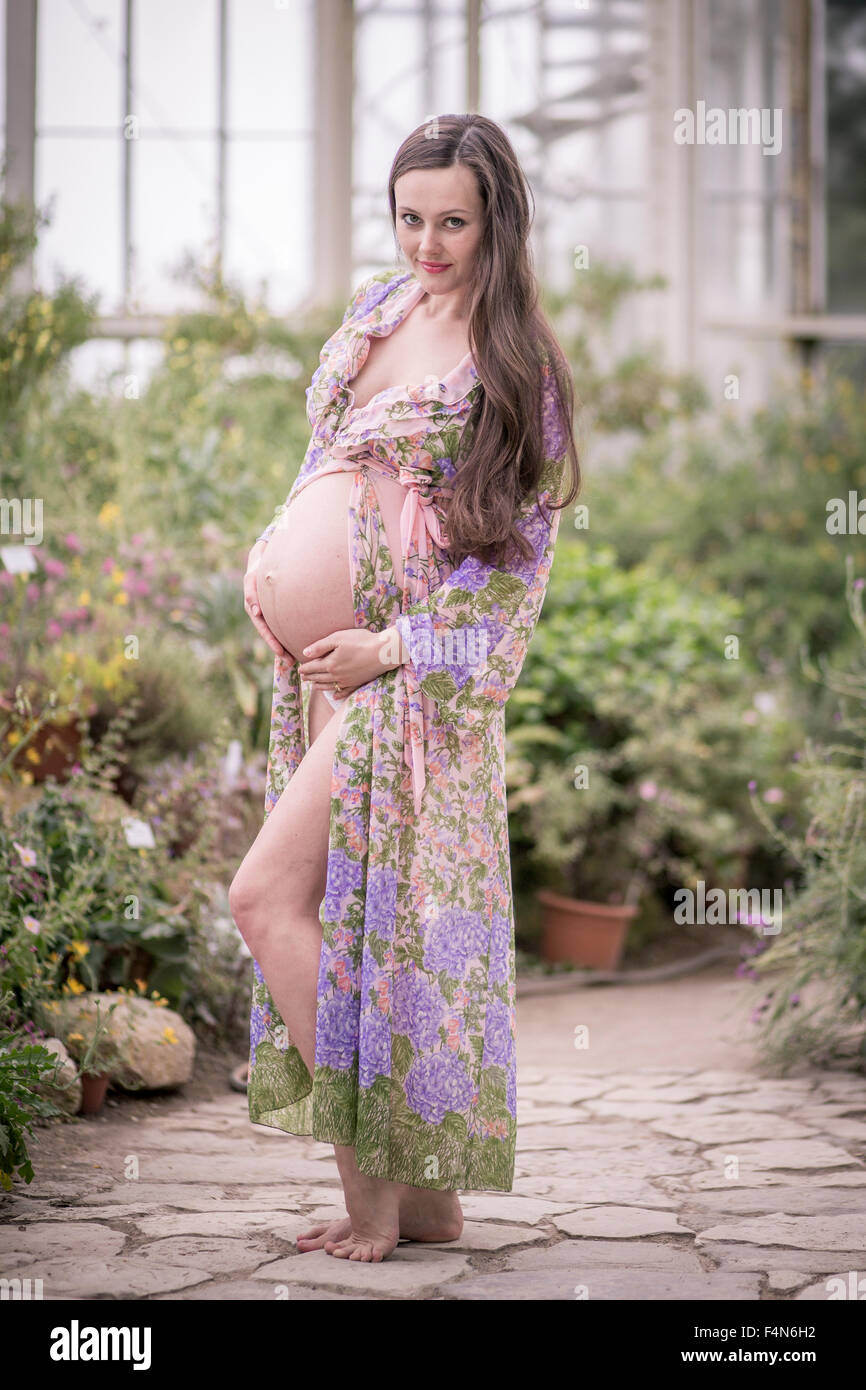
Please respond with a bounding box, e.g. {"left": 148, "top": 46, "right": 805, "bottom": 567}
{"left": 79, "top": 1070, "right": 110, "bottom": 1115}
{"left": 537, "top": 887, "right": 638, "bottom": 970}
{"left": 11, "top": 720, "right": 82, "bottom": 784}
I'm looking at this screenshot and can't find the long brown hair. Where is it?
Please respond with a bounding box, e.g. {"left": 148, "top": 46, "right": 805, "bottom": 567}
{"left": 387, "top": 113, "right": 581, "bottom": 570}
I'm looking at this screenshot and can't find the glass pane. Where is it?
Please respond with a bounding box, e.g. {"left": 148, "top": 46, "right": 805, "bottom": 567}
{"left": 35, "top": 136, "right": 123, "bottom": 308}
{"left": 37, "top": 0, "right": 121, "bottom": 129}
{"left": 228, "top": 0, "right": 311, "bottom": 132}
{"left": 225, "top": 137, "right": 313, "bottom": 310}
{"left": 133, "top": 0, "right": 216, "bottom": 133}
{"left": 134, "top": 136, "right": 217, "bottom": 311}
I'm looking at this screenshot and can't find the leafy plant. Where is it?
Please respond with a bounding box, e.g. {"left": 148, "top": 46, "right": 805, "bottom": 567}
{"left": 508, "top": 541, "right": 806, "bottom": 926}
{"left": 744, "top": 558, "right": 866, "bottom": 1070}
{"left": 0, "top": 994, "right": 67, "bottom": 1190}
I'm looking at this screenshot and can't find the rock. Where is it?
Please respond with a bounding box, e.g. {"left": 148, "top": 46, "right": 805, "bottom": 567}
{"left": 46, "top": 992, "right": 195, "bottom": 1090}
{"left": 767, "top": 1268, "right": 811, "bottom": 1292}
{"left": 35, "top": 1037, "right": 81, "bottom": 1115}
{"left": 552, "top": 1206, "right": 695, "bottom": 1238}
{"left": 696, "top": 1212, "right": 866, "bottom": 1251}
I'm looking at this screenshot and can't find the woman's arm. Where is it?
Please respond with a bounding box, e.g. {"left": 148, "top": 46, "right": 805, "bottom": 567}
{"left": 392, "top": 363, "right": 570, "bottom": 732}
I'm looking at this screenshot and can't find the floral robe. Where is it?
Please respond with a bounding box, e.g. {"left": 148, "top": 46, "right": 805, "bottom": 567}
{"left": 246, "top": 267, "right": 568, "bottom": 1193}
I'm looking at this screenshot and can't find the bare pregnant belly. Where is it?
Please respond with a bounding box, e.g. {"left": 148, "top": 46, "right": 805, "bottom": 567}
{"left": 256, "top": 468, "right": 407, "bottom": 661}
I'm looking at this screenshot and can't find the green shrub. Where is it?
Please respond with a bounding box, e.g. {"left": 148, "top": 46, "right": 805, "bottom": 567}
{"left": 0, "top": 1006, "right": 67, "bottom": 1190}
{"left": 508, "top": 541, "right": 807, "bottom": 933}
{"left": 745, "top": 558, "right": 866, "bottom": 1069}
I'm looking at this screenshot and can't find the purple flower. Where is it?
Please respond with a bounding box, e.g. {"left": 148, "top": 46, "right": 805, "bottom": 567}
{"left": 488, "top": 912, "right": 511, "bottom": 985}
{"left": 358, "top": 1012, "right": 391, "bottom": 1088}
{"left": 315, "top": 995, "right": 359, "bottom": 1070}
{"left": 324, "top": 848, "right": 365, "bottom": 920}
{"left": 350, "top": 274, "right": 403, "bottom": 324}
{"left": 365, "top": 866, "right": 398, "bottom": 940}
{"left": 423, "top": 908, "right": 489, "bottom": 978}
{"left": 392, "top": 966, "right": 447, "bottom": 1049}
{"left": 405, "top": 1051, "right": 474, "bottom": 1124}
{"left": 249, "top": 999, "right": 267, "bottom": 1066}
{"left": 482, "top": 995, "right": 514, "bottom": 1069}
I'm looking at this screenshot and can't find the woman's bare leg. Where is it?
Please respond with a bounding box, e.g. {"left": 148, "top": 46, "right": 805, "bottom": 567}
{"left": 230, "top": 685, "right": 462, "bottom": 1259}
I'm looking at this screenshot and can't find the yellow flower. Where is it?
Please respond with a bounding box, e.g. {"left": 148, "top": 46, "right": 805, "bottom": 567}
{"left": 113, "top": 591, "right": 129, "bottom": 606}
{"left": 67, "top": 1032, "right": 84, "bottom": 1043}
{"left": 161, "top": 1026, "right": 178, "bottom": 1045}
{"left": 134, "top": 978, "right": 148, "bottom": 993}
{"left": 69, "top": 940, "right": 90, "bottom": 958}
{"left": 25, "top": 748, "right": 41, "bottom": 764}
{"left": 63, "top": 652, "right": 77, "bottom": 665}
{"left": 66, "top": 977, "right": 86, "bottom": 995}
{"left": 78, "top": 590, "right": 90, "bottom": 605}
{"left": 98, "top": 501, "right": 121, "bottom": 527}
{"left": 6, "top": 730, "right": 21, "bottom": 746}
{"left": 110, "top": 566, "right": 125, "bottom": 584}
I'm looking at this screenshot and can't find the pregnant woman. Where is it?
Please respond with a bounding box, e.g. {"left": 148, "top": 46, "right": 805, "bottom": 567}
{"left": 230, "top": 112, "right": 580, "bottom": 1263}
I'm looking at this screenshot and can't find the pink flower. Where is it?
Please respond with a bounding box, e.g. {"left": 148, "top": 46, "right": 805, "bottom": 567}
{"left": 23, "top": 915, "right": 41, "bottom": 935}
{"left": 45, "top": 620, "right": 64, "bottom": 640}
{"left": 638, "top": 780, "right": 658, "bottom": 801}
{"left": 763, "top": 787, "right": 784, "bottom": 804}
{"left": 101, "top": 557, "right": 115, "bottom": 574}
{"left": 25, "top": 582, "right": 41, "bottom": 602}
{"left": 62, "top": 533, "right": 83, "bottom": 552}
{"left": 43, "top": 558, "right": 66, "bottom": 578}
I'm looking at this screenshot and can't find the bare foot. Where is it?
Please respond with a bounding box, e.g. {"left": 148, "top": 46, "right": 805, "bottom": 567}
{"left": 297, "top": 1189, "right": 463, "bottom": 1254}
{"left": 296, "top": 1215, "right": 352, "bottom": 1252}
{"left": 326, "top": 1149, "right": 401, "bottom": 1262}
{"left": 398, "top": 1186, "right": 464, "bottom": 1243}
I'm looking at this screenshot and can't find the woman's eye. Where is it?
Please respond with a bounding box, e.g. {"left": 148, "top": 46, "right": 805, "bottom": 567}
{"left": 400, "top": 214, "right": 465, "bottom": 229}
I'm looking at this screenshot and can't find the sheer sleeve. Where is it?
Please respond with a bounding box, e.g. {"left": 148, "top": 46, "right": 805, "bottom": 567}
{"left": 393, "top": 359, "right": 571, "bottom": 733}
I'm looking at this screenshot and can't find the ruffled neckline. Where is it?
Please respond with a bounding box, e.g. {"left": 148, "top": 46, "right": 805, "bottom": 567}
{"left": 345, "top": 274, "right": 478, "bottom": 416}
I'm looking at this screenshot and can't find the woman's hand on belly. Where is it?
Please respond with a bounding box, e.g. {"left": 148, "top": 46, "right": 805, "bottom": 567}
{"left": 298, "top": 626, "right": 405, "bottom": 696}
{"left": 243, "top": 550, "right": 293, "bottom": 660}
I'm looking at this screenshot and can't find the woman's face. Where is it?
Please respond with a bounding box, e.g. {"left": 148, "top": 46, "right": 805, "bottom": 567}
{"left": 393, "top": 164, "right": 483, "bottom": 294}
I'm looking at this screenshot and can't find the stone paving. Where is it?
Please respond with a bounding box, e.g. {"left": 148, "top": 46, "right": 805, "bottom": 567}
{"left": 3, "top": 1063, "right": 866, "bottom": 1300}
